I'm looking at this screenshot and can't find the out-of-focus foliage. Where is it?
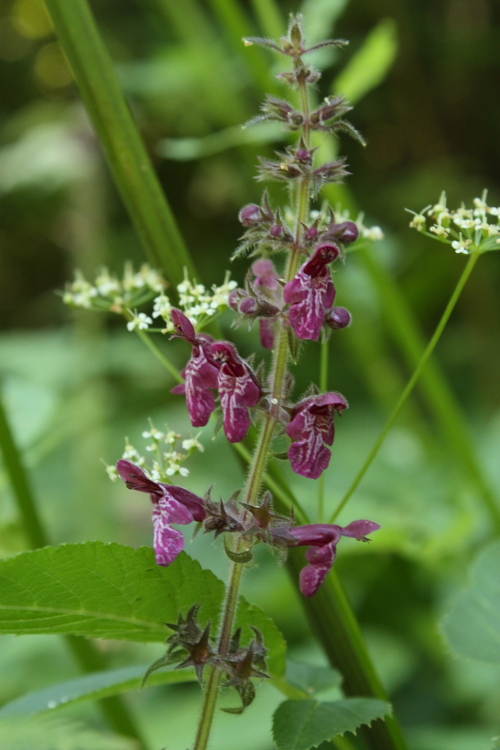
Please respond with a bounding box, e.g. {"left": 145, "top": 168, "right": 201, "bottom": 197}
{"left": 1, "top": 0, "right": 500, "bottom": 749}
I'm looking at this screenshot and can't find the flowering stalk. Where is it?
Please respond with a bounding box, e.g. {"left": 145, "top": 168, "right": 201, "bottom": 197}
{"left": 189, "top": 18, "right": 373, "bottom": 747}
{"left": 70, "top": 15, "right": 400, "bottom": 750}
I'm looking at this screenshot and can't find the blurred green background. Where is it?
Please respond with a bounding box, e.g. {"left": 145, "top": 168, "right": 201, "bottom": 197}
{"left": 1, "top": 0, "right": 500, "bottom": 748}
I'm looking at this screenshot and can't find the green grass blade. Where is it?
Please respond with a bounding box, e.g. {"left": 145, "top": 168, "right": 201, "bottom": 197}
{"left": 43, "top": 0, "right": 195, "bottom": 285}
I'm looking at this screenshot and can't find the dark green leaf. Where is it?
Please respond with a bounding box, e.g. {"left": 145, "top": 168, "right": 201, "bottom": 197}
{"left": 285, "top": 662, "right": 342, "bottom": 696}
{"left": 272, "top": 698, "right": 391, "bottom": 750}
{"left": 0, "top": 543, "right": 286, "bottom": 677}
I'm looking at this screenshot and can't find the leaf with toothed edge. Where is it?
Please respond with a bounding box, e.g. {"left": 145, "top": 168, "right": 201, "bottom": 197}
{"left": 0, "top": 542, "right": 286, "bottom": 678}
{"left": 272, "top": 698, "right": 391, "bottom": 750}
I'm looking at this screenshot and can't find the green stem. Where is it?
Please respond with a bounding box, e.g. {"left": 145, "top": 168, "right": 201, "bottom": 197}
{"left": 317, "top": 338, "right": 329, "bottom": 522}
{"left": 0, "top": 389, "right": 146, "bottom": 745}
{"left": 191, "top": 178, "right": 306, "bottom": 748}
{"left": 330, "top": 251, "right": 484, "bottom": 523}
{"left": 43, "top": 0, "right": 195, "bottom": 285}
{"left": 0, "top": 393, "right": 47, "bottom": 549}
{"left": 193, "top": 559, "right": 245, "bottom": 750}
{"left": 193, "top": 665, "right": 222, "bottom": 750}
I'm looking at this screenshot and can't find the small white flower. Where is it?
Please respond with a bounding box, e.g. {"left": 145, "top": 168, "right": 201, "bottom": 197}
{"left": 127, "top": 311, "right": 153, "bottom": 331}
{"left": 139, "top": 264, "right": 165, "bottom": 292}
{"left": 95, "top": 267, "right": 120, "bottom": 296}
{"left": 428, "top": 191, "right": 448, "bottom": 217}
{"left": 453, "top": 216, "right": 480, "bottom": 230}
{"left": 182, "top": 437, "right": 204, "bottom": 453}
{"left": 165, "top": 430, "right": 181, "bottom": 445}
{"left": 105, "top": 464, "right": 119, "bottom": 482}
{"left": 429, "top": 224, "right": 450, "bottom": 237}
{"left": 122, "top": 440, "right": 146, "bottom": 465}
{"left": 142, "top": 427, "right": 165, "bottom": 441}
{"left": 362, "top": 225, "right": 384, "bottom": 241}
{"left": 451, "top": 235, "right": 472, "bottom": 254}
{"left": 407, "top": 211, "right": 428, "bottom": 231}
{"left": 152, "top": 293, "right": 172, "bottom": 319}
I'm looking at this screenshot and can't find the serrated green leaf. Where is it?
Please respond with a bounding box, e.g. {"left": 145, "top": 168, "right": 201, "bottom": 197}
{"left": 285, "top": 662, "right": 342, "bottom": 696}
{"left": 0, "top": 664, "right": 196, "bottom": 718}
{"left": 441, "top": 541, "right": 500, "bottom": 663}
{"left": 0, "top": 543, "right": 223, "bottom": 642}
{"left": 272, "top": 698, "right": 391, "bottom": 750}
{"left": 333, "top": 19, "right": 398, "bottom": 103}
{"left": 0, "top": 542, "right": 286, "bottom": 677}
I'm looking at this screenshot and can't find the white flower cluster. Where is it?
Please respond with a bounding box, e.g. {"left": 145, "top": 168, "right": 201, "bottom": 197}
{"left": 63, "top": 263, "right": 165, "bottom": 311}
{"left": 63, "top": 263, "right": 237, "bottom": 336}
{"left": 407, "top": 190, "right": 500, "bottom": 255}
{"left": 152, "top": 271, "right": 238, "bottom": 333}
{"left": 105, "top": 423, "right": 205, "bottom": 482}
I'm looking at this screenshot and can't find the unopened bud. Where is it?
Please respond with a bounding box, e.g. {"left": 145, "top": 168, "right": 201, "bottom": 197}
{"left": 269, "top": 224, "right": 284, "bottom": 238}
{"left": 326, "top": 307, "right": 352, "bottom": 330}
{"left": 239, "top": 204, "right": 262, "bottom": 227}
{"left": 336, "top": 221, "right": 359, "bottom": 245}
{"left": 296, "top": 147, "right": 312, "bottom": 163}
{"left": 240, "top": 297, "right": 258, "bottom": 314}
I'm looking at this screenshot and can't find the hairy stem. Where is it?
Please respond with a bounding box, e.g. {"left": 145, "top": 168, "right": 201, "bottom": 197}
{"left": 43, "top": 0, "right": 195, "bottom": 284}
{"left": 193, "top": 559, "right": 245, "bottom": 750}
{"left": 191, "top": 76, "right": 313, "bottom": 741}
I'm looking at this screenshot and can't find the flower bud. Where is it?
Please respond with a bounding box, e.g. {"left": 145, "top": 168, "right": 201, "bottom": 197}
{"left": 296, "top": 147, "right": 313, "bottom": 163}
{"left": 239, "top": 203, "right": 262, "bottom": 227}
{"left": 326, "top": 306, "right": 352, "bottom": 330}
{"left": 240, "top": 296, "right": 258, "bottom": 315}
{"left": 336, "top": 221, "right": 359, "bottom": 245}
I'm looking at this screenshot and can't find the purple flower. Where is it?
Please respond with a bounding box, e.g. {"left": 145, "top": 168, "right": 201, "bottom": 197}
{"left": 284, "top": 243, "right": 339, "bottom": 340}
{"left": 288, "top": 520, "right": 381, "bottom": 596}
{"left": 170, "top": 310, "right": 219, "bottom": 428}
{"left": 286, "top": 392, "right": 348, "bottom": 479}
{"left": 211, "top": 342, "right": 261, "bottom": 443}
{"left": 171, "top": 310, "right": 261, "bottom": 443}
{"left": 117, "top": 460, "right": 206, "bottom": 566}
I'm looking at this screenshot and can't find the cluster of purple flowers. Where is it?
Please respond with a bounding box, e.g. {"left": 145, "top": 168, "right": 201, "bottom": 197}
{"left": 116, "top": 16, "right": 380, "bottom": 600}
{"left": 117, "top": 460, "right": 380, "bottom": 597}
